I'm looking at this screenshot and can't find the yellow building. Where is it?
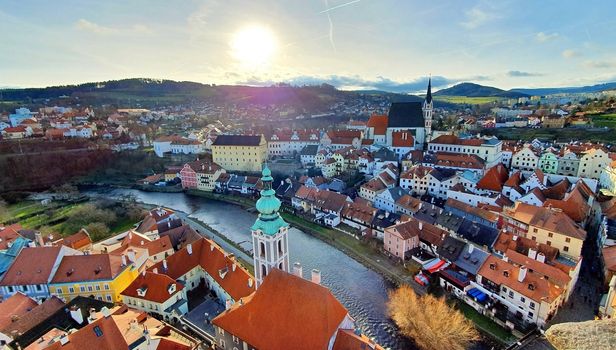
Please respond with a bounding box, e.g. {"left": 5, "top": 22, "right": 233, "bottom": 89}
{"left": 212, "top": 134, "right": 267, "bottom": 172}
{"left": 504, "top": 202, "right": 586, "bottom": 260}
{"left": 49, "top": 253, "right": 141, "bottom": 303}
{"left": 196, "top": 162, "right": 226, "bottom": 192}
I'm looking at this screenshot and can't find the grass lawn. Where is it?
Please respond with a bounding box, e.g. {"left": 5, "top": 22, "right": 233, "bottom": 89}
{"left": 434, "top": 95, "right": 505, "bottom": 105}
{"left": 591, "top": 113, "right": 616, "bottom": 128}
{"left": 455, "top": 301, "right": 517, "bottom": 345}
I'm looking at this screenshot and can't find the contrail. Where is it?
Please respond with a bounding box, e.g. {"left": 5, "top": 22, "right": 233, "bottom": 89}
{"left": 325, "top": 0, "right": 336, "bottom": 51}
{"left": 319, "top": 0, "right": 362, "bottom": 14}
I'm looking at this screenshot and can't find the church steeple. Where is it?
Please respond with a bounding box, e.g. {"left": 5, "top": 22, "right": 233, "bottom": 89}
{"left": 426, "top": 76, "right": 433, "bottom": 104}
{"left": 423, "top": 76, "right": 434, "bottom": 143}
{"left": 251, "top": 164, "right": 290, "bottom": 288}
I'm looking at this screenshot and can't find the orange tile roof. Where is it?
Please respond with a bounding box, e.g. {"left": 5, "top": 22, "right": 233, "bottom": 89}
{"left": 445, "top": 198, "right": 499, "bottom": 223}
{"left": 212, "top": 269, "right": 348, "bottom": 350}
{"left": 395, "top": 194, "right": 422, "bottom": 213}
{"left": 149, "top": 238, "right": 254, "bottom": 301}
{"left": 341, "top": 202, "right": 377, "bottom": 223}
{"left": 492, "top": 231, "right": 559, "bottom": 262}
{"left": 391, "top": 130, "right": 414, "bottom": 147}
{"left": 333, "top": 329, "right": 384, "bottom": 350}
{"left": 0, "top": 246, "right": 63, "bottom": 286}
{"left": 436, "top": 152, "right": 485, "bottom": 170}
{"left": 504, "top": 249, "right": 571, "bottom": 287}
{"left": 60, "top": 229, "right": 92, "bottom": 250}
{"left": 33, "top": 314, "right": 128, "bottom": 350}
{"left": 366, "top": 114, "right": 388, "bottom": 135}
{"left": 361, "top": 178, "right": 386, "bottom": 192}
{"left": 477, "top": 164, "right": 509, "bottom": 192}
{"left": 478, "top": 255, "right": 564, "bottom": 303}
{"left": 0, "top": 292, "right": 38, "bottom": 330}
{"left": 51, "top": 254, "right": 126, "bottom": 283}
{"left": 121, "top": 271, "right": 184, "bottom": 303}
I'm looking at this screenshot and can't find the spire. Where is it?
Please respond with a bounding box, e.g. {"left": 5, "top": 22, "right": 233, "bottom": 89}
{"left": 426, "top": 76, "right": 433, "bottom": 104}
{"left": 251, "top": 164, "right": 289, "bottom": 235}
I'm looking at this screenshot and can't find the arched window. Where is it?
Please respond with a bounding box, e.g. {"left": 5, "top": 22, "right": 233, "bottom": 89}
{"left": 261, "top": 264, "right": 267, "bottom": 278}
{"left": 279, "top": 262, "right": 283, "bottom": 270}
{"left": 278, "top": 240, "right": 283, "bottom": 254}
{"left": 260, "top": 242, "right": 266, "bottom": 257}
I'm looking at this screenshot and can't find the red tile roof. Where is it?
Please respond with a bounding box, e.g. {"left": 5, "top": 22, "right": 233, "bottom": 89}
{"left": 1, "top": 296, "right": 65, "bottom": 336}
{"left": 0, "top": 292, "right": 38, "bottom": 330}
{"left": 0, "top": 224, "right": 23, "bottom": 250}
{"left": 477, "top": 164, "right": 509, "bottom": 192}
{"left": 505, "top": 203, "right": 586, "bottom": 240}
{"left": 50, "top": 254, "right": 126, "bottom": 283}
{"left": 366, "top": 114, "right": 388, "bottom": 135}
{"left": 213, "top": 269, "right": 348, "bottom": 350}
{"left": 36, "top": 314, "right": 127, "bottom": 350}
{"left": 0, "top": 246, "right": 64, "bottom": 286}
{"left": 436, "top": 152, "right": 485, "bottom": 170}
{"left": 149, "top": 238, "right": 254, "bottom": 301}
{"left": 121, "top": 271, "right": 184, "bottom": 303}
{"left": 333, "top": 329, "right": 384, "bottom": 350}
{"left": 391, "top": 130, "right": 414, "bottom": 147}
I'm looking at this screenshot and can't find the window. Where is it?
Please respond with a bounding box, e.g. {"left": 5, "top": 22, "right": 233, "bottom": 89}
{"left": 548, "top": 232, "right": 553, "bottom": 238}
{"left": 106, "top": 295, "right": 112, "bottom": 302}
{"left": 80, "top": 286, "right": 85, "bottom": 292}
{"left": 546, "top": 241, "right": 551, "bottom": 246}
{"left": 508, "top": 291, "right": 514, "bottom": 298}
{"left": 93, "top": 326, "right": 103, "bottom": 337}
{"left": 521, "top": 297, "right": 526, "bottom": 303}
{"left": 8, "top": 286, "right": 14, "bottom": 293}
{"left": 533, "top": 228, "right": 538, "bottom": 233}
{"left": 565, "top": 237, "right": 571, "bottom": 243}
{"left": 95, "top": 285, "right": 101, "bottom": 291}
{"left": 56, "top": 288, "right": 63, "bottom": 294}
{"left": 530, "top": 302, "right": 535, "bottom": 310}
{"left": 104, "top": 284, "right": 110, "bottom": 290}
{"left": 564, "top": 246, "right": 569, "bottom": 252}
{"left": 219, "top": 339, "right": 226, "bottom": 348}
{"left": 69, "top": 287, "right": 75, "bottom": 293}
{"left": 233, "top": 335, "right": 239, "bottom": 344}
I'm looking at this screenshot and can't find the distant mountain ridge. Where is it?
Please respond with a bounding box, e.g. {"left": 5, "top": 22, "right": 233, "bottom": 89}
{"left": 434, "top": 82, "right": 529, "bottom": 98}
{"left": 510, "top": 82, "right": 616, "bottom": 95}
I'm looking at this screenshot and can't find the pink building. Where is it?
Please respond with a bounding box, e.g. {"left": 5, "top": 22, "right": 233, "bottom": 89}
{"left": 383, "top": 219, "right": 421, "bottom": 260}
{"left": 180, "top": 161, "right": 200, "bottom": 189}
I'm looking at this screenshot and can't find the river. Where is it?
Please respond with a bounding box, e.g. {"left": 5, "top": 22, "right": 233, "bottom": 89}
{"left": 85, "top": 187, "right": 413, "bottom": 349}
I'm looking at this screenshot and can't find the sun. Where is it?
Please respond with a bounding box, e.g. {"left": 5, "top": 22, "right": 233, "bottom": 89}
{"left": 231, "top": 25, "right": 277, "bottom": 68}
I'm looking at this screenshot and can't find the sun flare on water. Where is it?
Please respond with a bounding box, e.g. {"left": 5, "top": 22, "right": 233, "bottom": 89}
{"left": 230, "top": 25, "right": 278, "bottom": 68}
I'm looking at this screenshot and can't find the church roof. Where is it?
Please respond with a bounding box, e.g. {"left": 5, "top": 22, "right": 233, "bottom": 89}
{"left": 212, "top": 269, "right": 348, "bottom": 350}
{"left": 387, "top": 102, "right": 424, "bottom": 128}
{"left": 426, "top": 78, "right": 433, "bottom": 104}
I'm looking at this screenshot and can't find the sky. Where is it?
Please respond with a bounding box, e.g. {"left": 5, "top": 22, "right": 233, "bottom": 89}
{"left": 2, "top": 0, "right": 616, "bottom": 92}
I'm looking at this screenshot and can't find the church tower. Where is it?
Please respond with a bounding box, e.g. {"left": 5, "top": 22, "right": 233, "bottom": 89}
{"left": 422, "top": 77, "right": 434, "bottom": 142}
{"left": 251, "top": 164, "right": 290, "bottom": 288}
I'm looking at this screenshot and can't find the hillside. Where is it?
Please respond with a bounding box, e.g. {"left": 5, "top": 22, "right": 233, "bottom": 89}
{"left": 434, "top": 82, "right": 529, "bottom": 98}
{"left": 511, "top": 82, "right": 616, "bottom": 96}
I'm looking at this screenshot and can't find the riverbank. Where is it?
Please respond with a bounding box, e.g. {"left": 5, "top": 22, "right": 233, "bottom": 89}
{"left": 184, "top": 189, "right": 421, "bottom": 288}
{"left": 180, "top": 189, "right": 516, "bottom": 348}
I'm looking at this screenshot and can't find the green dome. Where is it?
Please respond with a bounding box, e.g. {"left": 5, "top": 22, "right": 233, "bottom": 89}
{"left": 251, "top": 162, "right": 288, "bottom": 235}
{"left": 256, "top": 194, "right": 281, "bottom": 214}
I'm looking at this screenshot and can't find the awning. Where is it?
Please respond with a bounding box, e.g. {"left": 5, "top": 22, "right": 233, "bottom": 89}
{"left": 426, "top": 260, "right": 448, "bottom": 274}
{"left": 415, "top": 273, "right": 429, "bottom": 286}
{"left": 467, "top": 288, "right": 488, "bottom": 303}
{"left": 422, "top": 258, "right": 441, "bottom": 270}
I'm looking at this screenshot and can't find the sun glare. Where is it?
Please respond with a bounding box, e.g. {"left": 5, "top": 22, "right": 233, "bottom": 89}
{"left": 231, "top": 25, "right": 277, "bottom": 68}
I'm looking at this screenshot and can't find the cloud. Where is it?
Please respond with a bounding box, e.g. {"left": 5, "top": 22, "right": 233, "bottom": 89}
{"left": 237, "top": 75, "right": 492, "bottom": 93}
{"left": 536, "top": 32, "right": 559, "bottom": 42}
{"left": 507, "top": 70, "right": 543, "bottom": 77}
{"left": 74, "top": 19, "right": 151, "bottom": 35}
{"left": 75, "top": 19, "right": 116, "bottom": 35}
{"left": 460, "top": 5, "right": 500, "bottom": 29}
{"left": 584, "top": 60, "right": 616, "bottom": 69}
{"left": 562, "top": 49, "right": 580, "bottom": 58}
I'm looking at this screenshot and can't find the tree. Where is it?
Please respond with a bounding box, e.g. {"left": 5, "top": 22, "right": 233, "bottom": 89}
{"left": 0, "top": 199, "right": 8, "bottom": 220}
{"left": 387, "top": 286, "right": 479, "bottom": 350}
{"left": 83, "top": 222, "right": 110, "bottom": 242}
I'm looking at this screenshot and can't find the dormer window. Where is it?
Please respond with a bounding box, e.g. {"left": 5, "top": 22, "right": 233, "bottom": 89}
{"left": 528, "top": 283, "right": 535, "bottom": 291}
{"left": 489, "top": 263, "right": 496, "bottom": 270}
{"left": 503, "top": 271, "right": 509, "bottom": 277}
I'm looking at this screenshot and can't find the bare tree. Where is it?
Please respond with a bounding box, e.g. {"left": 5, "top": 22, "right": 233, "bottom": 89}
{"left": 387, "top": 285, "right": 480, "bottom": 350}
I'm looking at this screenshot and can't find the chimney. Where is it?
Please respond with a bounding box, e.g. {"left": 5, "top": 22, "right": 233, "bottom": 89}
{"left": 518, "top": 266, "right": 527, "bottom": 282}
{"left": 418, "top": 221, "right": 423, "bottom": 230}
{"left": 512, "top": 235, "right": 518, "bottom": 241}
{"left": 248, "top": 278, "right": 254, "bottom": 288}
{"left": 225, "top": 299, "right": 232, "bottom": 310}
{"left": 128, "top": 231, "right": 132, "bottom": 240}
{"left": 232, "top": 263, "right": 237, "bottom": 272}
{"left": 35, "top": 232, "right": 44, "bottom": 247}
{"left": 69, "top": 307, "right": 84, "bottom": 324}
{"left": 163, "top": 259, "right": 168, "bottom": 270}
{"left": 141, "top": 269, "right": 146, "bottom": 277}
{"left": 468, "top": 244, "right": 474, "bottom": 254}
{"left": 187, "top": 243, "right": 193, "bottom": 255}
{"left": 127, "top": 250, "right": 136, "bottom": 263}
{"left": 536, "top": 252, "right": 546, "bottom": 263}
{"left": 121, "top": 255, "right": 127, "bottom": 266}
{"left": 167, "top": 221, "right": 171, "bottom": 228}
{"left": 153, "top": 268, "right": 158, "bottom": 274}
{"left": 311, "top": 269, "right": 321, "bottom": 285}
{"left": 503, "top": 254, "right": 509, "bottom": 263}
{"left": 528, "top": 248, "right": 538, "bottom": 260}
{"left": 88, "top": 308, "right": 97, "bottom": 323}
{"left": 293, "top": 262, "right": 303, "bottom": 278}
{"left": 59, "top": 334, "right": 69, "bottom": 346}
{"left": 385, "top": 211, "right": 390, "bottom": 218}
